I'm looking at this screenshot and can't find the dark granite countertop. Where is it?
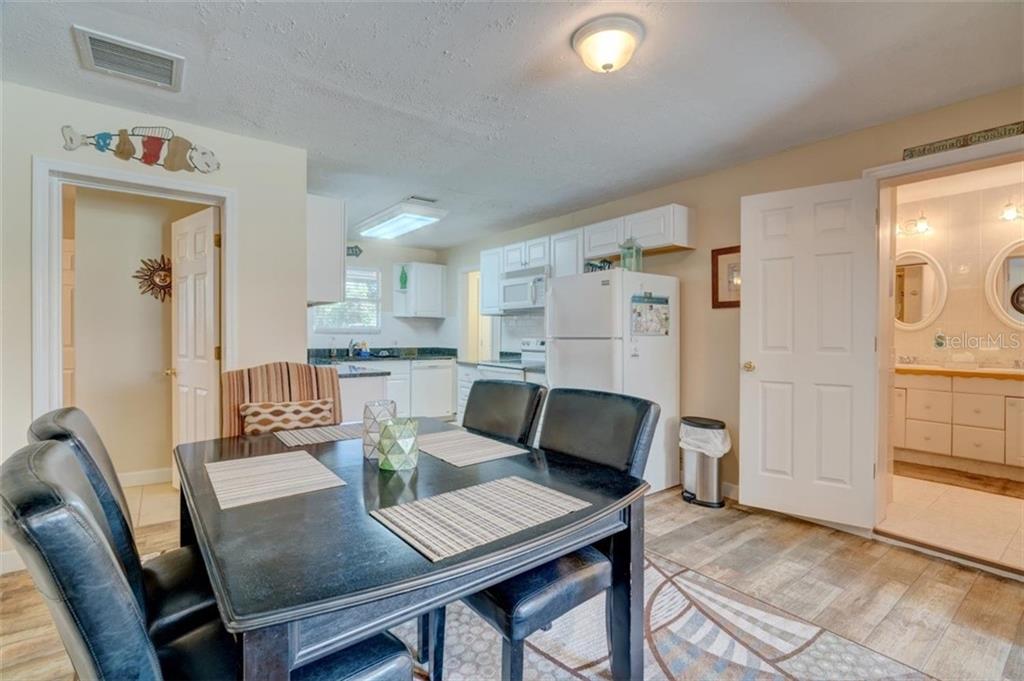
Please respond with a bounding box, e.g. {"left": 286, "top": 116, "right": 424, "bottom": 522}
{"left": 309, "top": 347, "right": 457, "bottom": 363}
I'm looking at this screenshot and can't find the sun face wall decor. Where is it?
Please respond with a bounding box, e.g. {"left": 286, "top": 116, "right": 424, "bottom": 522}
{"left": 133, "top": 255, "right": 172, "bottom": 302}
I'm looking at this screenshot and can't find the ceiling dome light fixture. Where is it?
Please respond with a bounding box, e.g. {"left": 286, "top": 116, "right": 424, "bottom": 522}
{"left": 572, "top": 15, "right": 645, "bottom": 74}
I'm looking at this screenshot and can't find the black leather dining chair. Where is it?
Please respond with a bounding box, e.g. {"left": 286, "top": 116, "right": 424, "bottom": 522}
{"left": 461, "top": 379, "right": 547, "bottom": 446}
{"left": 28, "top": 407, "right": 218, "bottom": 646}
{"left": 462, "top": 388, "right": 659, "bottom": 681}
{"left": 417, "top": 379, "right": 546, "bottom": 679}
{"left": 1, "top": 440, "right": 414, "bottom": 681}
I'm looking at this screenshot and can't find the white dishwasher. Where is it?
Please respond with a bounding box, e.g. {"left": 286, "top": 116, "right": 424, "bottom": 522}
{"left": 410, "top": 359, "right": 455, "bottom": 418}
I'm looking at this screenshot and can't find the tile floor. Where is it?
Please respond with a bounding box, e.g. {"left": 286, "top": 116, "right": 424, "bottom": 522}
{"left": 123, "top": 483, "right": 180, "bottom": 527}
{"left": 877, "top": 475, "right": 1024, "bottom": 570}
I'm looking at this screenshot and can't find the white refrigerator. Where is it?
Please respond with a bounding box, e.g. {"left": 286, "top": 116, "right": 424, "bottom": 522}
{"left": 545, "top": 269, "right": 680, "bottom": 492}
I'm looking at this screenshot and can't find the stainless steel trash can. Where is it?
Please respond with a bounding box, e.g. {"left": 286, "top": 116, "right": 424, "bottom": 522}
{"left": 680, "top": 416, "right": 727, "bottom": 508}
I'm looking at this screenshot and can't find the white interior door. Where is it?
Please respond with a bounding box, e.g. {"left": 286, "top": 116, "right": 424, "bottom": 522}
{"left": 171, "top": 207, "right": 220, "bottom": 484}
{"left": 739, "top": 179, "right": 877, "bottom": 528}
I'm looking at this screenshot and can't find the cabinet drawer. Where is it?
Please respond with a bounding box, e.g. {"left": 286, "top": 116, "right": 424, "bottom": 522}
{"left": 906, "top": 389, "right": 952, "bottom": 423}
{"left": 905, "top": 419, "right": 951, "bottom": 455}
{"left": 894, "top": 374, "right": 951, "bottom": 391}
{"left": 952, "top": 393, "right": 1004, "bottom": 429}
{"left": 952, "top": 425, "right": 1005, "bottom": 464}
{"left": 1007, "top": 398, "right": 1024, "bottom": 467}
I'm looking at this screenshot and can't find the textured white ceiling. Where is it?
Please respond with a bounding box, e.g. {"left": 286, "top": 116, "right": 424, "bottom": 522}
{"left": 3, "top": 2, "right": 1022, "bottom": 248}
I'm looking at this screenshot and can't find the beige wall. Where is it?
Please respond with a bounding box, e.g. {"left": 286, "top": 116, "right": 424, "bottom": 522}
{"left": 445, "top": 85, "right": 1024, "bottom": 487}
{"left": 1, "top": 82, "right": 309, "bottom": 458}
{"left": 75, "top": 189, "right": 203, "bottom": 476}
{"left": 307, "top": 240, "right": 456, "bottom": 350}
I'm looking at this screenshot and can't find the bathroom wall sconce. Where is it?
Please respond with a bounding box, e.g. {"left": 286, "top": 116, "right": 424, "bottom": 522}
{"left": 1000, "top": 201, "right": 1021, "bottom": 221}
{"left": 897, "top": 212, "right": 931, "bottom": 236}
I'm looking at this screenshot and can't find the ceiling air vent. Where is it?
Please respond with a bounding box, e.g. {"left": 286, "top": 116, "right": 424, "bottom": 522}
{"left": 73, "top": 26, "right": 184, "bottom": 92}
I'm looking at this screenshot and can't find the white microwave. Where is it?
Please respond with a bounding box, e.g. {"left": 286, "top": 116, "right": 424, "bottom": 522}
{"left": 500, "top": 270, "right": 547, "bottom": 311}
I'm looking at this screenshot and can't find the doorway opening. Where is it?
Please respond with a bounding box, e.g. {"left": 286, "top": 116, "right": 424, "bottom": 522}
{"left": 874, "top": 157, "right": 1024, "bottom": 574}
{"left": 459, "top": 269, "right": 496, "bottom": 364}
{"left": 60, "top": 185, "right": 219, "bottom": 525}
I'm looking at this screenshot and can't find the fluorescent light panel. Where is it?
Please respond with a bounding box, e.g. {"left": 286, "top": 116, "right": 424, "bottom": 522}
{"left": 357, "top": 200, "right": 447, "bottom": 239}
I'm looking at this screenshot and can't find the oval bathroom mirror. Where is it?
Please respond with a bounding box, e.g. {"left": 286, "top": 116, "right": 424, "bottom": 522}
{"left": 894, "top": 250, "right": 947, "bottom": 331}
{"left": 985, "top": 239, "right": 1024, "bottom": 327}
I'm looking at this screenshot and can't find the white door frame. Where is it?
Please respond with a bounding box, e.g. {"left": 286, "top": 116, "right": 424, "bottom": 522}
{"left": 31, "top": 155, "right": 239, "bottom": 419}
{"left": 862, "top": 135, "right": 1024, "bottom": 525}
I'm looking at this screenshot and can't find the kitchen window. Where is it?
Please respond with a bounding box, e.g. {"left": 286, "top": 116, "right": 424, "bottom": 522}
{"left": 311, "top": 267, "right": 382, "bottom": 333}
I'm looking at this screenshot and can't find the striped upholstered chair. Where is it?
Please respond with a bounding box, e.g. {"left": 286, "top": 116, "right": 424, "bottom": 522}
{"left": 221, "top": 362, "right": 342, "bottom": 437}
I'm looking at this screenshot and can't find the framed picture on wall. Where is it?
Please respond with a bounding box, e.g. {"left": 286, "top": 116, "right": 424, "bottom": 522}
{"left": 711, "top": 245, "right": 741, "bottom": 308}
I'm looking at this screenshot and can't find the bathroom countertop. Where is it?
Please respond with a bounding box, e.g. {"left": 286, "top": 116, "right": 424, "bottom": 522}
{"left": 895, "top": 365, "right": 1024, "bottom": 380}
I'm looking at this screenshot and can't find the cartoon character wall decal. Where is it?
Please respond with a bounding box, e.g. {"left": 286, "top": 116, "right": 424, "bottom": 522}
{"left": 61, "top": 125, "right": 220, "bottom": 174}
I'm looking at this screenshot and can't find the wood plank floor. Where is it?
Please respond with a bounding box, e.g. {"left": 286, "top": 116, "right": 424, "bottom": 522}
{"left": 645, "top": 489, "right": 1024, "bottom": 680}
{"left": 895, "top": 460, "right": 1024, "bottom": 500}
{"left": 2, "top": 494, "right": 1022, "bottom": 679}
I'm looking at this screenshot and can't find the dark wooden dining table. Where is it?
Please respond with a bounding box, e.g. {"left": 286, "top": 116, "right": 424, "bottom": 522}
{"left": 174, "top": 418, "right": 648, "bottom": 680}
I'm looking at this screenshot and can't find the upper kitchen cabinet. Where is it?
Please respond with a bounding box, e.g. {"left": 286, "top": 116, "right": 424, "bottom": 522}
{"left": 503, "top": 237, "right": 549, "bottom": 272}
{"left": 623, "top": 204, "right": 691, "bottom": 252}
{"left": 480, "top": 247, "right": 503, "bottom": 315}
{"left": 306, "top": 194, "right": 346, "bottom": 304}
{"left": 393, "top": 262, "right": 446, "bottom": 318}
{"left": 550, "top": 228, "right": 583, "bottom": 278}
{"left": 582, "top": 204, "right": 692, "bottom": 259}
{"left": 583, "top": 217, "right": 624, "bottom": 259}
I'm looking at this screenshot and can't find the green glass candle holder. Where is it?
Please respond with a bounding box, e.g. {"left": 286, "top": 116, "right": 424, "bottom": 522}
{"left": 377, "top": 418, "right": 419, "bottom": 471}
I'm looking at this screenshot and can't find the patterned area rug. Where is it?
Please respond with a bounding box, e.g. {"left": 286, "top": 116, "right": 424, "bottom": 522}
{"left": 394, "top": 552, "right": 927, "bottom": 680}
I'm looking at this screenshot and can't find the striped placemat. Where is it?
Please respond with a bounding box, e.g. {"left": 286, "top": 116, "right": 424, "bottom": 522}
{"left": 418, "top": 430, "right": 529, "bottom": 467}
{"left": 205, "top": 451, "right": 346, "bottom": 509}
{"left": 274, "top": 423, "right": 363, "bottom": 447}
{"left": 371, "top": 476, "right": 590, "bottom": 561}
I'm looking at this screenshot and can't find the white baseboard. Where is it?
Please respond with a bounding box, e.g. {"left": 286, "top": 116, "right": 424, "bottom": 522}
{"left": 118, "top": 467, "right": 171, "bottom": 487}
{"left": 1, "top": 549, "right": 25, "bottom": 574}
{"left": 722, "top": 481, "right": 739, "bottom": 501}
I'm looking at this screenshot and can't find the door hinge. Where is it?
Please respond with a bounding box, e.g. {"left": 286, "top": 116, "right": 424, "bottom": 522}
{"left": 873, "top": 463, "right": 876, "bottom": 479}
{"left": 874, "top": 336, "right": 878, "bottom": 352}
{"left": 214, "top": 345, "right": 221, "bottom": 361}
{"left": 214, "top": 233, "right": 222, "bottom": 248}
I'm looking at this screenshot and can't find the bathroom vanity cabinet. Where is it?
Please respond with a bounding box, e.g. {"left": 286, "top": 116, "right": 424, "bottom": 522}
{"left": 893, "top": 370, "right": 1024, "bottom": 467}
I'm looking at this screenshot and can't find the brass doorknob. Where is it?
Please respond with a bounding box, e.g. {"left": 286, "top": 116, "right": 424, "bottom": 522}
{"left": 742, "top": 361, "right": 756, "bottom": 372}
{"left": 163, "top": 368, "right": 177, "bottom": 377}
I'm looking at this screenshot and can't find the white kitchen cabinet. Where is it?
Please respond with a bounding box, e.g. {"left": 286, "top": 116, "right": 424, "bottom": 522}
{"left": 411, "top": 359, "right": 455, "bottom": 418}
{"left": 375, "top": 360, "right": 411, "bottom": 417}
{"left": 456, "top": 364, "right": 480, "bottom": 425}
{"left": 502, "top": 237, "right": 549, "bottom": 272}
{"left": 583, "top": 217, "right": 624, "bottom": 259}
{"left": 306, "top": 194, "right": 346, "bottom": 304}
{"left": 524, "top": 237, "right": 550, "bottom": 268}
{"left": 393, "top": 262, "right": 446, "bottom": 318}
{"left": 623, "top": 204, "right": 691, "bottom": 250}
{"left": 503, "top": 243, "right": 527, "bottom": 272}
{"left": 339, "top": 375, "right": 387, "bottom": 423}
{"left": 550, "top": 229, "right": 583, "bottom": 278}
{"left": 480, "top": 248, "right": 503, "bottom": 315}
